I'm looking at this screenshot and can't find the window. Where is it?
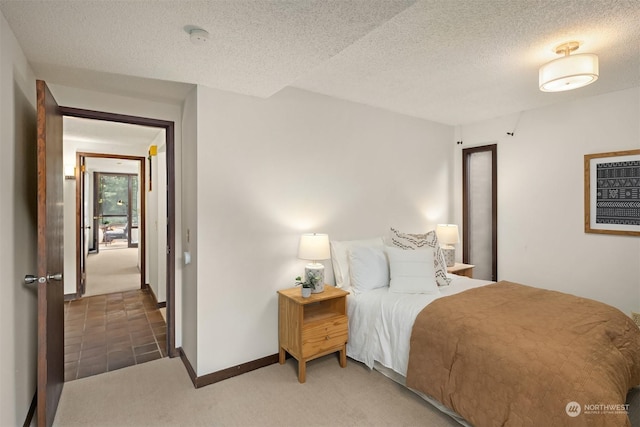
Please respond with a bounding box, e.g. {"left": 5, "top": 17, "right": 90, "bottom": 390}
{"left": 95, "top": 173, "right": 139, "bottom": 247}
{"left": 462, "top": 145, "right": 497, "bottom": 281}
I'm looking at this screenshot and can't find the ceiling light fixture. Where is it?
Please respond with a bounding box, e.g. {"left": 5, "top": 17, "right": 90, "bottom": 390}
{"left": 539, "top": 41, "right": 599, "bottom": 92}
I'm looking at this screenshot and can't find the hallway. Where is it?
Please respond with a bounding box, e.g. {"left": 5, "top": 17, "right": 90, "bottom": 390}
{"left": 64, "top": 289, "right": 167, "bottom": 381}
{"left": 85, "top": 244, "right": 141, "bottom": 297}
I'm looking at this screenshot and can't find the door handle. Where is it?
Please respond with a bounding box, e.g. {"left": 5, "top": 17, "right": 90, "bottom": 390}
{"left": 24, "top": 275, "right": 39, "bottom": 284}
{"left": 24, "top": 273, "right": 62, "bottom": 284}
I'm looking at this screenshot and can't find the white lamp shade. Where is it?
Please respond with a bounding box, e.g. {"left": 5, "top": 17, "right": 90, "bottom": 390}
{"left": 298, "top": 233, "right": 330, "bottom": 261}
{"left": 539, "top": 53, "right": 599, "bottom": 92}
{"left": 436, "top": 224, "right": 459, "bottom": 245}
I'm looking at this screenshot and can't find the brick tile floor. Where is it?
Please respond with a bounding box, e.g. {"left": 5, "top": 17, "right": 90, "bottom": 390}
{"left": 64, "top": 289, "right": 167, "bottom": 382}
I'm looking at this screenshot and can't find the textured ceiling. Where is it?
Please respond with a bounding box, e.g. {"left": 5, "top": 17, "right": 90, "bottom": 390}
{"left": 293, "top": 0, "right": 640, "bottom": 124}
{"left": 64, "top": 117, "right": 163, "bottom": 148}
{"left": 1, "top": 0, "right": 639, "bottom": 126}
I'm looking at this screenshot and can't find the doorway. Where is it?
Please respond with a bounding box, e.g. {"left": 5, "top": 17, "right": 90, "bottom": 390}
{"left": 34, "top": 80, "right": 177, "bottom": 426}
{"left": 462, "top": 144, "right": 497, "bottom": 281}
{"left": 62, "top": 106, "right": 177, "bottom": 359}
{"left": 64, "top": 129, "right": 168, "bottom": 381}
{"left": 79, "top": 157, "right": 145, "bottom": 297}
{"left": 95, "top": 172, "right": 139, "bottom": 250}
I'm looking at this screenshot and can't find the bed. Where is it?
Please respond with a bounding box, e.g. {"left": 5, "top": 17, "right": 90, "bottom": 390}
{"left": 331, "top": 230, "right": 640, "bottom": 427}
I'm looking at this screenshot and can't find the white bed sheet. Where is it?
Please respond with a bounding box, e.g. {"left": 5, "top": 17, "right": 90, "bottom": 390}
{"left": 346, "top": 274, "right": 493, "bottom": 377}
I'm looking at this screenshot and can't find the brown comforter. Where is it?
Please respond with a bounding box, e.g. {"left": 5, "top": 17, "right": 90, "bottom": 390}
{"left": 406, "top": 281, "right": 640, "bottom": 427}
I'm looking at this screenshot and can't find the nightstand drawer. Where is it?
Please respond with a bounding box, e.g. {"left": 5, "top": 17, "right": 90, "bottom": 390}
{"left": 302, "top": 316, "right": 348, "bottom": 358}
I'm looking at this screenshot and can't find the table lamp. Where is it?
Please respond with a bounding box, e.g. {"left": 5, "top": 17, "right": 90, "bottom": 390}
{"left": 436, "top": 224, "right": 459, "bottom": 267}
{"left": 298, "top": 233, "right": 330, "bottom": 293}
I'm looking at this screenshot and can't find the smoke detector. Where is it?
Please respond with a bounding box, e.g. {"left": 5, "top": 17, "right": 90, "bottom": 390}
{"left": 184, "top": 25, "right": 210, "bottom": 45}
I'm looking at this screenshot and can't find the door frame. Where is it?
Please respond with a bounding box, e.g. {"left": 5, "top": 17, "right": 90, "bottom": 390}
{"left": 78, "top": 155, "right": 146, "bottom": 295}
{"left": 61, "top": 106, "right": 177, "bottom": 358}
{"left": 462, "top": 144, "right": 498, "bottom": 281}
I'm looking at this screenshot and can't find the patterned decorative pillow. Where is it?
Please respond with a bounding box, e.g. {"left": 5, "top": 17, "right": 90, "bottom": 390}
{"left": 389, "top": 227, "right": 451, "bottom": 286}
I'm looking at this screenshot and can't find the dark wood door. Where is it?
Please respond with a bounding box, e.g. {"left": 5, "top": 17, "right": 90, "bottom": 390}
{"left": 36, "top": 80, "right": 65, "bottom": 427}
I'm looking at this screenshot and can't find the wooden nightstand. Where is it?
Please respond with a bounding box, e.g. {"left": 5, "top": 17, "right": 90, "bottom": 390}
{"left": 278, "top": 285, "right": 349, "bottom": 383}
{"left": 447, "top": 263, "right": 475, "bottom": 278}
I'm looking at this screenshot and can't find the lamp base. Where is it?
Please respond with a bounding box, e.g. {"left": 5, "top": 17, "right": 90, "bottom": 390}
{"left": 442, "top": 248, "right": 455, "bottom": 267}
{"left": 305, "top": 264, "right": 325, "bottom": 293}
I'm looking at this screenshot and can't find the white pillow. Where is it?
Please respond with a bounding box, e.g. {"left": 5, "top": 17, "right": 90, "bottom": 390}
{"left": 386, "top": 246, "right": 438, "bottom": 294}
{"left": 330, "top": 237, "right": 384, "bottom": 290}
{"left": 348, "top": 245, "right": 389, "bottom": 294}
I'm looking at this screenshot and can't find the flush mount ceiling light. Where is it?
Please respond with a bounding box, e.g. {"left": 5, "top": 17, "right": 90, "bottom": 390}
{"left": 539, "top": 41, "right": 599, "bottom": 92}
{"left": 184, "top": 25, "right": 210, "bottom": 45}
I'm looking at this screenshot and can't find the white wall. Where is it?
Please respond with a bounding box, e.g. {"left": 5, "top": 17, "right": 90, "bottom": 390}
{"left": 181, "top": 87, "right": 198, "bottom": 368}
{"left": 147, "top": 145, "right": 158, "bottom": 297}
{"left": 49, "top": 84, "right": 186, "bottom": 346}
{"left": 455, "top": 88, "right": 640, "bottom": 315}
{"left": 146, "top": 133, "right": 168, "bottom": 303}
{"left": 156, "top": 145, "right": 168, "bottom": 302}
{"left": 0, "top": 11, "right": 38, "bottom": 426}
{"left": 190, "top": 86, "right": 454, "bottom": 375}
{"left": 63, "top": 177, "right": 76, "bottom": 294}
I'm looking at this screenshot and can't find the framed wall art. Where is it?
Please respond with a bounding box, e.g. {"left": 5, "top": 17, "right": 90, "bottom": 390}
{"left": 584, "top": 149, "right": 640, "bottom": 236}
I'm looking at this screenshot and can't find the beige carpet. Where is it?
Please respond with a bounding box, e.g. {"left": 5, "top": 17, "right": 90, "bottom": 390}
{"left": 53, "top": 356, "right": 460, "bottom": 427}
{"left": 85, "top": 247, "right": 141, "bottom": 297}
